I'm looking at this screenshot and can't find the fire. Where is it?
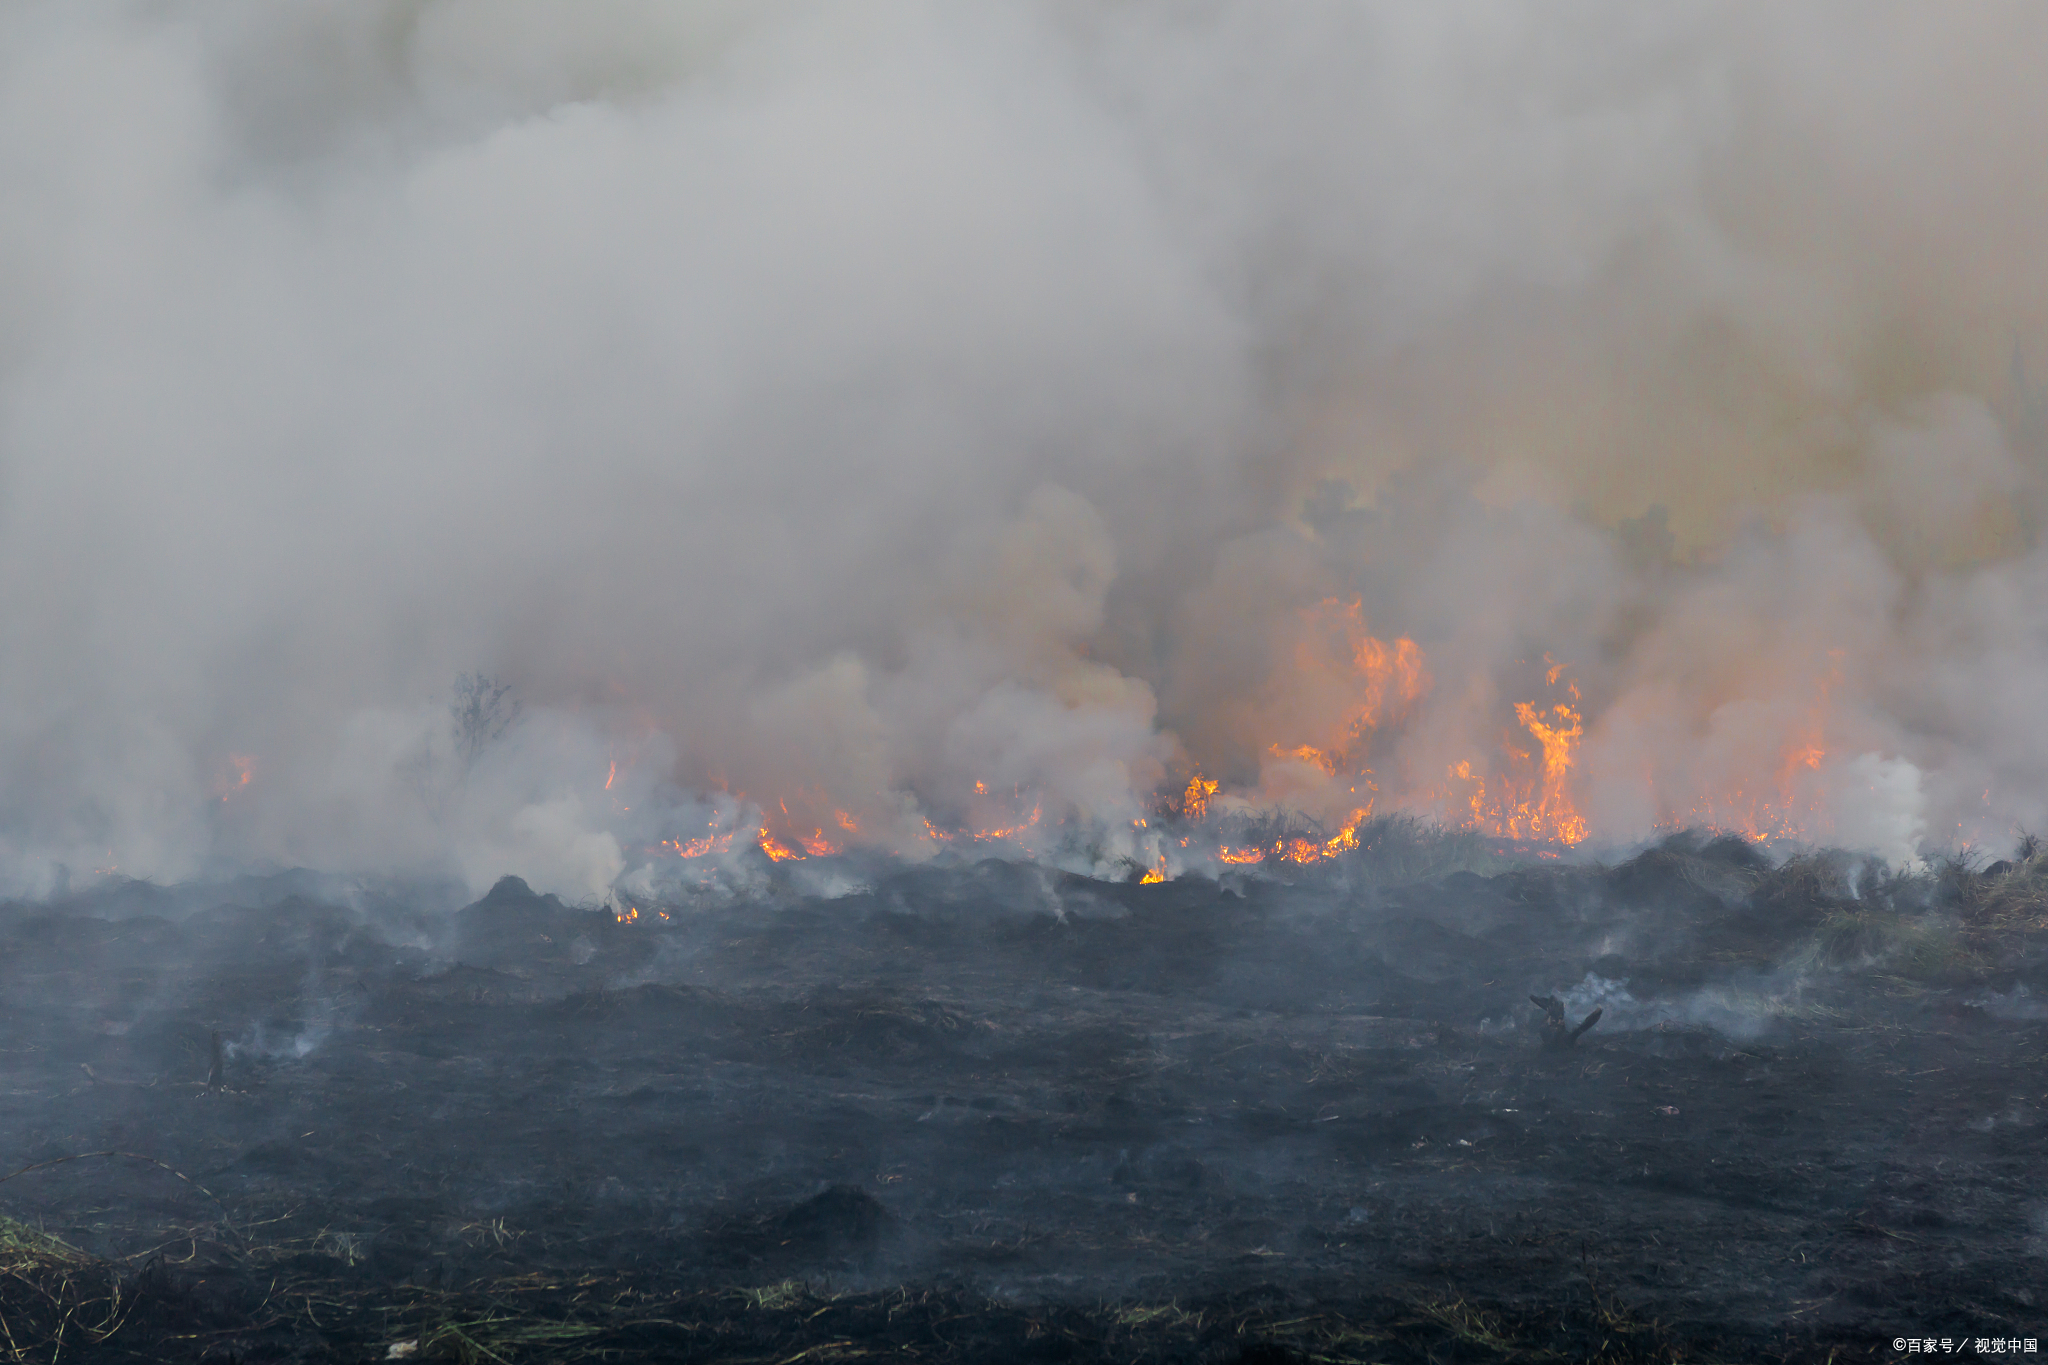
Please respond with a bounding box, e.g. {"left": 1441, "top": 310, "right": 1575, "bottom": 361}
{"left": 1351, "top": 630, "right": 1429, "bottom": 725}
{"left": 721, "top": 791, "right": 871, "bottom": 863}
{"left": 1206, "top": 806, "right": 1372, "bottom": 870}
{"left": 1660, "top": 653, "right": 1841, "bottom": 841}
{"left": 1320, "top": 809, "right": 1367, "bottom": 856}
{"left": 1257, "top": 599, "right": 1430, "bottom": 781}
{"left": 621, "top": 618, "right": 1857, "bottom": 876}
{"left": 1435, "top": 660, "right": 1589, "bottom": 846}
{"left": 1506, "top": 694, "right": 1588, "bottom": 844}
{"left": 966, "top": 784, "right": 1044, "bottom": 843}
{"left": 796, "top": 828, "right": 839, "bottom": 857}
{"left": 663, "top": 811, "right": 740, "bottom": 859}
{"left": 1266, "top": 743, "right": 1336, "bottom": 775}
{"left": 972, "top": 811, "right": 1041, "bottom": 842}
{"left": 216, "top": 754, "right": 256, "bottom": 801}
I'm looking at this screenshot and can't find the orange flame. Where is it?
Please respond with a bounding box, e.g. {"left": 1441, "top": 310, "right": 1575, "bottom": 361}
{"left": 1507, "top": 696, "right": 1588, "bottom": 845}
{"left": 1320, "top": 808, "right": 1368, "bottom": 856}
{"left": 1664, "top": 652, "right": 1840, "bottom": 841}
{"left": 1266, "top": 744, "right": 1336, "bottom": 775}
{"left": 216, "top": 754, "right": 256, "bottom": 801}
{"left": 1444, "top": 661, "right": 1588, "bottom": 846}
{"left": 796, "top": 828, "right": 839, "bottom": 857}
{"left": 628, "top": 621, "right": 1856, "bottom": 868}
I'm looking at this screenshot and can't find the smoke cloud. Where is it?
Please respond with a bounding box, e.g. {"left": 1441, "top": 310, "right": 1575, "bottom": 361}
{"left": 3, "top": 1, "right": 2046, "bottom": 900}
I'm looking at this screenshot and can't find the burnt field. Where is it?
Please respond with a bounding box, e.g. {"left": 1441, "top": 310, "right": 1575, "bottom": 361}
{"left": 0, "top": 832, "right": 2043, "bottom": 1363}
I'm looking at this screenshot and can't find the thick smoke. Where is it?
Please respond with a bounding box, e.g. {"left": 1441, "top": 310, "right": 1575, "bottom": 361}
{"left": 2, "top": 2, "right": 2045, "bottom": 901}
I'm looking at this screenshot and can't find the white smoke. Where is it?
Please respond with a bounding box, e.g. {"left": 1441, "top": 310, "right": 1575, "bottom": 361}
{"left": 2, "top": 2, "right": 2046, "bottom": 900}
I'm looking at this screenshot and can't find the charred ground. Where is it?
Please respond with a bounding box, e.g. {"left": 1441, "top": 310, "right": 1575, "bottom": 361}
{"left": 0, "top": 831, "right": 2042, "bottom": 1362}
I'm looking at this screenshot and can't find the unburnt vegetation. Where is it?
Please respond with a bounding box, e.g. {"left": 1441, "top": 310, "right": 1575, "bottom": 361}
{"left": 0, "top": 828, "right": 2041, "bottom": 1362}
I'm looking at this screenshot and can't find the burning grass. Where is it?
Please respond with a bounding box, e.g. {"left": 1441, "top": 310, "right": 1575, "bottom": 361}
{"left": 1208, "top": 810, "right": 1529, "bottom": 884}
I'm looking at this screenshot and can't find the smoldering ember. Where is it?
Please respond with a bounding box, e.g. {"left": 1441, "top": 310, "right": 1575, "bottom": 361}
{"left": 4, "top": 4, "right": 2048, "bottom": 1363}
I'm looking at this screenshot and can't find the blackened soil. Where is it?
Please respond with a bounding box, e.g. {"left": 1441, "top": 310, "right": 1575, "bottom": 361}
{"left": 0, "top": 842, "right": 2042, "bottom": 1362}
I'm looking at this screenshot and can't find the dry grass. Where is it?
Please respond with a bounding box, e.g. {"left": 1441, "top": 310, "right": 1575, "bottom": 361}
{"left": 1750, "top": 850, "right": 1861, "bottom": 918}
{"left": 1811, "top": 908, "right": 1987, "bottom": 981}
{"left": 0, "top": 1218, "right": 92, "bottom": 1280}
{"left": 411, "top": 1314, "right": 604, "bottom": 1364}
{"left": 1349, "top": 814, "right": 1525, "bottom": 883}
{"left": 1414, "top": 1294, "right": 1533, "bottom": 1356}
{"left": 0, "top": 1215, "right": 128, "bottom": 1363}
{"left": 1958, "top": 841, "right": 2048, "bottom": 944}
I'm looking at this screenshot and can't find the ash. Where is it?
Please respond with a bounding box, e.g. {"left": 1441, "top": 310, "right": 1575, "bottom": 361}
{"left": 0, "top": 834, "right": 2043, "bottom": 1363}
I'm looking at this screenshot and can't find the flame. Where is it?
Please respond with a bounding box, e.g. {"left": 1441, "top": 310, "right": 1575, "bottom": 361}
{"left": 970, "top": 789, "right": 1044, "bottom": 843}
{"left": 1266, "top": 744, "right": 1336, "bottom": 775}
{"left": 216, "top": 754, "right": 256, "bottom": 801}
{"left": 1661, "top": 652, "right": 1841, "bottom": 841}
{"left": 1506, "top": 696, "right": 1588, "bottom": 844}
{"left": 1255, "top": 600, "right": 1431, "bottom": 781}
{"left": 664, "top": 812, "right": 739, "bottom": 859}
{"left": 1352, "top": 630, "right": 1430, "bottom": 722}
{"left": 729, "top": 789, "right": 871, "bottom": 862}
{"left": 605, "top": 759, "right": 616, "bottom": 791}
{"left": 1320, "top": 808, "right": 1368, "bottom": 856}
{"left": 615, "top": 905, "right": 639, "bottom": 923}
{"left": 1442, "top": 661, "right": 1588, "bottom": 846}
{"left": 1209, "top": 805, "right": 1374, "bottom": 870}
{"left": 612, "top": 610, "right": 1859, "bottom": 871}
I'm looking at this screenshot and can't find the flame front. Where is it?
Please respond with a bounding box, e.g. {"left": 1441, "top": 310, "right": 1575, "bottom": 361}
{"left": 613, "top": 604, "right": 1865, "bottom": 893}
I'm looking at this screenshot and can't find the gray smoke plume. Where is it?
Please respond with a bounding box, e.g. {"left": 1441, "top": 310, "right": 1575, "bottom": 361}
{"left": 2, "top": 2, "right": 2045, "bottom": 900}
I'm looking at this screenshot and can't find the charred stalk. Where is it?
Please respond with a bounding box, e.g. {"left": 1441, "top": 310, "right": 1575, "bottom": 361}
{"left": 1529, "top": 995, "right": 1602, "bottom": 1050}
